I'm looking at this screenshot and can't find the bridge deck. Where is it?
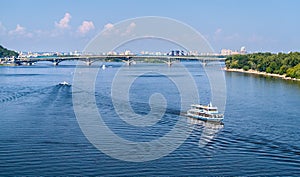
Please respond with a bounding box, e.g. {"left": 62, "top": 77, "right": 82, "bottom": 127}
{"left": 3, "top": 55, "right": 226, "bottom": 65}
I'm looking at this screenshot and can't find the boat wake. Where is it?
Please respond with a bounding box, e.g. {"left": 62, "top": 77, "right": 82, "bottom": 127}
{"left": 0, "top": 84, "right": 71, "bottom": 105}
{"left": 187, "top": 117, "right": 224, "bottom": 147}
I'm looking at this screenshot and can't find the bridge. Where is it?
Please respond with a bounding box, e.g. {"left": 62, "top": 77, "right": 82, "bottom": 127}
{"left": 3, "top": 55, "right": 226, "bottom": 66}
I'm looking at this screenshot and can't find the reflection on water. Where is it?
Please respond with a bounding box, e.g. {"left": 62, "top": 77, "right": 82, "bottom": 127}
{"left": 187, "top": 117, "right": 224, "bottom": 147}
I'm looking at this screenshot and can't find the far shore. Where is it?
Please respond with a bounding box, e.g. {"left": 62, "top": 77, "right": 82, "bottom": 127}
{"left": 224, "top": 68, "right": 300, "bottom": 82}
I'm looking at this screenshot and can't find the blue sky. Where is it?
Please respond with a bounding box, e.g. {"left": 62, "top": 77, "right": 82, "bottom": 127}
{"left": 0, "top": 0, "right": 299, "bottom": 53}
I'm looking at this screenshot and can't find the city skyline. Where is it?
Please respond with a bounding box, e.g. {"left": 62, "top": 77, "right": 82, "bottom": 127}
{"left": 0, "top": 0, "right": 299, "bottom": 53}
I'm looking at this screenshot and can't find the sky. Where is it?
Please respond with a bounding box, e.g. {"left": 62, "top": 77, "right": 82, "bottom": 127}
{"left": 0, "top": 0, "right": 299, "bottom": 53}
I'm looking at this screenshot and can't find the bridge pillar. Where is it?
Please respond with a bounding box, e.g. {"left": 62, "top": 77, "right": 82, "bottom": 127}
{"left": 164, "top": 58, "right": 174, "bottom": 67}
{"left": 122, "top": 57, "right": 133, "bottom": 66}
{"left": 124, "top": 60, "right": 131, "bottom": 66}
{"left": 85, "top": 58, "right": 95, "bottom": 66}
{"left": 167, "top": 61, "right": 172, "bottom": 67}
{"left": 52, "top": 59, "right": 62, "bottom": 66}
{"left": 86, "top": 61, "right": 92, "bottom": 66}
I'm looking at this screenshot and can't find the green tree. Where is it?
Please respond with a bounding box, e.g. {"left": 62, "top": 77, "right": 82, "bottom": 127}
{"left": 225, "top": 52, "right": 300, "bottom": 76}
{"left": 266, "top": 67, "right": 272, "bottom": 73}
{"left": 279, "top": 65, "right": 288, "bottom": 75}
{"left": 286, "top": 63, "right": 300, "bottom": 79}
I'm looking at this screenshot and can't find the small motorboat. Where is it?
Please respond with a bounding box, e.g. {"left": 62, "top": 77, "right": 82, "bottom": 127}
{"left": 59, "top": 81, "right": 71, "bottom": 86}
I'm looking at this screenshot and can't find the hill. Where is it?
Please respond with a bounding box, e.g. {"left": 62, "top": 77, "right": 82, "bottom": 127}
{"left": 0, "top": 45, "right": 19, "bottom": 58}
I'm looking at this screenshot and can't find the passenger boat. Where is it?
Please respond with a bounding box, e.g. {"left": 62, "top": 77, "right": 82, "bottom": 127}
{"left": 186, "top": 102, "right": 224, "bottom": 122}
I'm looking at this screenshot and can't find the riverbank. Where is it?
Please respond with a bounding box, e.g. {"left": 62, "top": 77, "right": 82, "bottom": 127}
{"left": 224, "top": 68, "right": 300, "bottom": 82}
{"left": 0, "top": 63, "right": 18, "bottom": 66}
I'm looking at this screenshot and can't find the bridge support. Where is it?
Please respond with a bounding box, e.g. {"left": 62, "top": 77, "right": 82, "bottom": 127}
{"left": 85, "top": 61, "right": 93, "bottom": 66}
{"left": 122, "top": 57, "right": 134, "bottom": 66}
{"left": 85, "top": 58, "right": 96, "bottom": 66}
{"left": 52, "top": 59, "right": 61, "bottom": 66}
{"left": 164, "top": 58, "right": 175, "bottom": 67}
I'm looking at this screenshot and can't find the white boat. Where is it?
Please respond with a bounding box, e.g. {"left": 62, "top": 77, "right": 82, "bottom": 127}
{"left": 186, "top": 102, "right": 224, "bottom": 122}
{"left": 59, "top": 81, "right": 71, "bottom": 86}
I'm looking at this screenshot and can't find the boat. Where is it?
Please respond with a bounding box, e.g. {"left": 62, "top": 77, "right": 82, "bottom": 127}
{"left": 59, "top": 81, "right": 71, "bottom": 86}
{"left": 186, "top": 102, "right": 224, "bottom": 122}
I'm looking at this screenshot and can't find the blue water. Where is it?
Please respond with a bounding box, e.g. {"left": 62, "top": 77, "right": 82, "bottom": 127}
{"left": 0, "top": 62, "right": 299, "bottom": 176}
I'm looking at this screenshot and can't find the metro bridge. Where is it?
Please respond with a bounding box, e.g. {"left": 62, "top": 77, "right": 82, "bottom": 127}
{"left": 13, "top": 54, "right": 226, "bottom": 66}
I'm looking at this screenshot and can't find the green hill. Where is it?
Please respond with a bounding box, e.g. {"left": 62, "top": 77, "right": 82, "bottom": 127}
{"left": 0, "top": 45, "right": 19, "bottom": 58}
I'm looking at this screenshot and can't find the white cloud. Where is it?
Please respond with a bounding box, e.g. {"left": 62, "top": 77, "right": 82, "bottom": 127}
{"left": 78, "top": 21, "right": 95, "bottom": 34}
{"left": 104, "top": 23, "right": 114, "bottom": 30}
{"left": 215, "top": 28, "right": 222, "bottom": 35}
{"left": 102, "top": 23, "right": 116, "bottom": 36}
{"left": 11, "top": 24, "right": 25, "bottom": 34}
{"left": 129, "top": 22, "right": 136, "bottom": 29}
{"left": 8, "top": 24, "right": 33, "bottom": 37}
{"left": 102, "top": 22, "right": 136, "bottom": 37}
{"left": 122, "top": 22, "right": 136, "bottom": 36}
{"left": 55, "top": 13, "right": 72, "bottom": 29}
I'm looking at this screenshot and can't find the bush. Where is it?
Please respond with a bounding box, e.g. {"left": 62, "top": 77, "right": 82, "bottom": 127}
{"left": 243, "top": 66, "right": 250, "bottom": 71}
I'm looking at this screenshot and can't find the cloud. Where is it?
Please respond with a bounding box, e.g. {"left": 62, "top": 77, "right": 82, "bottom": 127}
{"left": 8, "top": 24, "right": 33, "bottom": 37}
{"left": 102, "top": 22, "right": 136, "bottom": 36}
{"left": 104, "top": 23, "right": 114, "bottom": 30}
{"left": 55, "top": 13, "right": 71, "bottom": 29}
{"left": 102, "top": 23, "right": 116, "bottom": 36}
{"left": 215, "top": 28, "right": 222, "bottom": 35}
{"left": 11, "top": 24, "right": 25, "bottom": 34}
{"left": 122, "top": 22, "right": 136, "bottom": 36}
{"left": 128, "top": 22, "right": 136, "bottom": 29}
{"left": 78, "top": 21, "right": 95, "bottom": 34}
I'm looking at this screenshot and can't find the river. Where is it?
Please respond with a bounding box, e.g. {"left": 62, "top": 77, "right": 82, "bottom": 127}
{"left": 0, "top": 61, "right": 299, "bottom": 176}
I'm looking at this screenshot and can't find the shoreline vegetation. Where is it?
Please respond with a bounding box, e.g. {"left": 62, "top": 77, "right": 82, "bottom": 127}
{"left": 225, "top": 52, "right": 300, "bottom": 81}
{"left": 224, "top": 67, "right": 300, "bottom": 81}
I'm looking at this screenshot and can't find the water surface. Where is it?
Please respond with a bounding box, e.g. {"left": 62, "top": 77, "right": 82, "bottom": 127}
{"left": 0, "top": 62, "right": 299, "bottom": 176}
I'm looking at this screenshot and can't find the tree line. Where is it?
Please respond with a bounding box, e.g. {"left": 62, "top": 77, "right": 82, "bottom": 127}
{"left": 225, "top": 52, "right": 300, "bottom": 79}
{"left": 0, "top": 45, "right": 19, "bottom": 58}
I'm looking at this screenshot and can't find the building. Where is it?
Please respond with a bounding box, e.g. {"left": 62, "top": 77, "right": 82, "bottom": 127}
{"left": 221, "top": 46, "right": 247, "bottom": 55}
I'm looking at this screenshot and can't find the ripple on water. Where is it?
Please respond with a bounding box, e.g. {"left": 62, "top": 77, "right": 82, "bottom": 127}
{"left": 0, "top": 63, "right": 300, "bottom": 176}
